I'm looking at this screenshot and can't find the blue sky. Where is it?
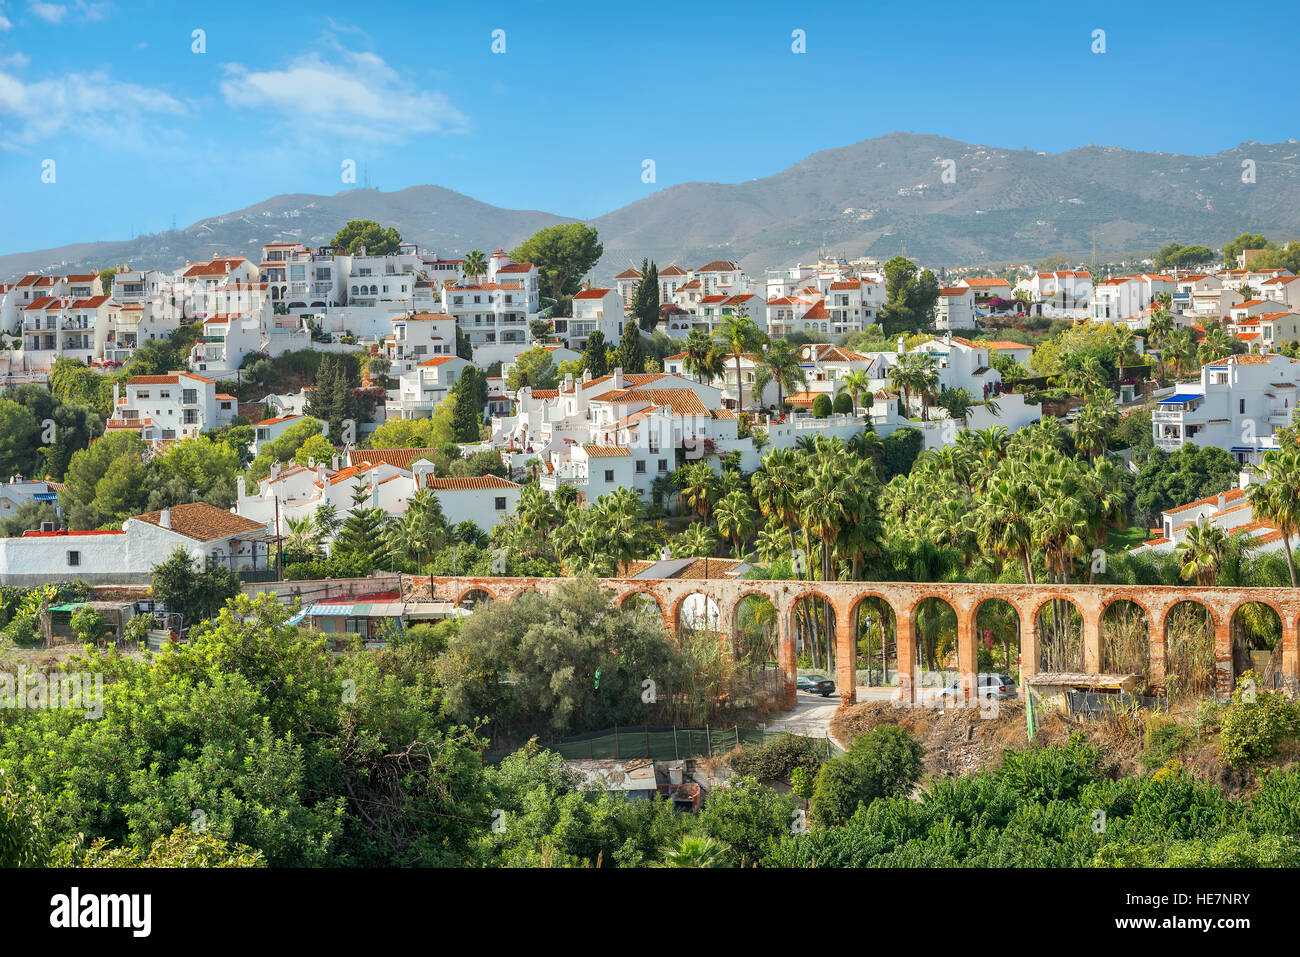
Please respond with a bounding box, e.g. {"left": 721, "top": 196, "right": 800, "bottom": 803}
{"left": 1, "top": 0, "right": 1296, "bottom": 255}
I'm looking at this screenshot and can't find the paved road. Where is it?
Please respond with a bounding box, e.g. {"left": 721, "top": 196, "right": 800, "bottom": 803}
{"left": 766, "top": 686, "right": 897, "bottom": 748}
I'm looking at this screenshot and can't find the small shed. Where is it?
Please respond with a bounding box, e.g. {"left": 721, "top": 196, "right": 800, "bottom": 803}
{"left": 1026, "top": 672, "right": 1141, "bottom": 710}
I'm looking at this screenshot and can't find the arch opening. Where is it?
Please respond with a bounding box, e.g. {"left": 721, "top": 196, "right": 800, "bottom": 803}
{"left": 789, "top": 592, "right": 836, "bottom": 675}
{"left": 1036, "top": 596, "right": 1084, "bottom": 673}
{"left": 1101, "top": 599, "right": 1150, "bottom": 687}
{"left": 913, "top": 596, "right": 957, "bottom": 700}
{"left": 975, "top": 597, "right": 1021, "bottom": 682}
{"left": 1232, "top": 601, "right": 1283, "bottom": 689}
{"left": 457, "top": 587, "right": 494, "bottom": 612}
{"left": 851, "top": 596, "right": 898, "bottom": 688}
{"left": 1164, "top": 600, "right": 1215, "bottom": 701}
{"left": 733, "top": 594, "right": 778, "bottom": 663}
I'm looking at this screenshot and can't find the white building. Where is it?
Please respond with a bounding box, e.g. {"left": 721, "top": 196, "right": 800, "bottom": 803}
{"left": 1151, "top": 353, "right": 1300, "bottom": 465}
{"left": 0, "top": 503, "right": 272, "bottom": 586}
{"left": 105, "top": 371, "right": 236, "bottom": 445}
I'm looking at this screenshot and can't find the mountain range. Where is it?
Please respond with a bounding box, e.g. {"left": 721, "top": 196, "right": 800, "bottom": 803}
{"left": 4, "top": 132, "right": 1299, "bottom": 283}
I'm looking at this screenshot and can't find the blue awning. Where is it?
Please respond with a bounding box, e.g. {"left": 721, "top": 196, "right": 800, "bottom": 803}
{"left": 1159, "top": 393, "right": 1203, "bottom": 404}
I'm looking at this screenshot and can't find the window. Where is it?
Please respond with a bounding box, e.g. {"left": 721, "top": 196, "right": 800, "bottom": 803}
{"left": 495, "top": 497, "right": 507, "bottom": 511}
{"left": 604, "top": 469, "right": 614, "bottom": 483}
{"left": 159, "top": 390, "right": 170, "bottom": 399}
{"left": 635, "top": 460, "right": 646, "bottom": 473}
{"left": 183, "top": 389, "right": 197, "bottom": 404}
{"left": 66, "top": 550, "right": 80, "bottom": 567}
{"left": 658, "top": 459, "right": 668, "bottom": 472}
{"left": 1240, "top": 398, "right": 1246, "bottom": 414}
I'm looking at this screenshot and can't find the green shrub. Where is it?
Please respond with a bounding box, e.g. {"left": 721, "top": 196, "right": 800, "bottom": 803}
{"left": 727, "top": 734, "right": 826, "bottom": 783}
{"left": 810, "top": 725, "right": 922, "bottom": 827}
{"left": 1218, "top": 672, "right": 1300, "bottom": 766}
{"left": 811, "top": 394, "right": 832, "bottom": 418}
{"left": 1138, "top": 716, "right": 1194, "bottom": 770}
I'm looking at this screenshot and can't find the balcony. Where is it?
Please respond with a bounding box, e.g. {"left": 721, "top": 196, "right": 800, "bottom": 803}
{"left": 1155, "top": 434, "right": 1184, "bottom": 450}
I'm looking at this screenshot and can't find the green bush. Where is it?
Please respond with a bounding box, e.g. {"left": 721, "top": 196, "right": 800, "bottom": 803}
{"left": 1218, "top": 672, "right": 1300, "bottom": 766}
{"left": 810, "top": 724, "right": 922, "bottom": 827}
{"left": 1138, "top": 717, "right": 1194, "bottom": 770}
{"left": 811, "top": 394, "right": 832, "bottom": 418}
{"left": 832, "top": 393, "right": 852, "bottom": 414}
{"left": 727, "top": 734, "right": 826, "bottom": 783}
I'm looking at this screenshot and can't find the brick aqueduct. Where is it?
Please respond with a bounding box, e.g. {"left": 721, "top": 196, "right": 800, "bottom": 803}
{"left": 416, "top": 577, "right": 1300, "bottom": 708}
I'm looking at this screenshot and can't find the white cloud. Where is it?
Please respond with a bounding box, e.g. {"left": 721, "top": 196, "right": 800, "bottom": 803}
{"left": 219, "top": 45, "right": 467, "bottom": 144}
{"left": 0, "top": 68, "right": 185, "bottom": 146}
{"left": 0, "top": 52, "right": 28, "bottom": 68}
{"left": 27, "top": 0, "right": 111, "bottom": 24}
{"left": 0, "top": 0, "right": 12, "bottom": 29}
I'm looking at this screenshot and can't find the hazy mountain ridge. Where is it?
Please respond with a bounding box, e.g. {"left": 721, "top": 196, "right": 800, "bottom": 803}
{"left": 4, "top": 133, "right": 1298, "bottom": 282}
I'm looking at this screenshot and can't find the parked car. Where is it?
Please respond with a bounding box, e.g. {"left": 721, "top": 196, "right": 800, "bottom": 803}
{"left": 940, "top": 673, "right": 1018, "bottom": 701}
{"left": 797, "top": 674, "right": 836, "bottom": 697}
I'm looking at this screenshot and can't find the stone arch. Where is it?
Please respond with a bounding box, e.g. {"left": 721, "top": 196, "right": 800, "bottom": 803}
{"left": 1031, "top": 592, "right": 1087, "bottom": 674}
{"left": 730, "top": 591, "right": 779, "bottom": 662}
{"left": 673, "top": 589, "right": 724, "bottom": 635}
{"left": 1162, "top": 598, "right": 1217, "bottom": 700}
{"left": 455, "top": 585, "right": 495, "bottom": 610}
{"left": 617, "top": 589, "right": 670, "bottom": 630}
{"left": 846, "top": 592, "right": 900, "bottom": 687}
{"left": 1230, "top": 599, "right": 1284, "bottom": 687}
{"left": 910, "top": 595, "right": 960, "bottom": 696}
{"left": 786, "top": 588, "right": 838, "bottom": 674}
{"left": 973, "top": 596, "right": 1021, "bottom": 678}
{"left": 1099, "top": 598, "right": 1151, "bottom": 685}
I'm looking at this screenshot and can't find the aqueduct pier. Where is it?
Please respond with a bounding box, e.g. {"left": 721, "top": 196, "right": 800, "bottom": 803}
{"left": 412, "top": 576, "right": 1300, "bottom": 709}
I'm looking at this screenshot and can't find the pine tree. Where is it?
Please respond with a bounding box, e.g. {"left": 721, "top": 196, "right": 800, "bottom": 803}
{"left": 334, "top": 506, "right": 389, "bottom": 568}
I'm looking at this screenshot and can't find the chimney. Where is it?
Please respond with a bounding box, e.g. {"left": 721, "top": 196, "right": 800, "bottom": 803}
{"left": 896, "top": 336, "right": 905, "bottom": 354}
{"left": 944, "top": 331, "right": 952, "bottom": 346}
{"left": 613, "top": 366, "right": 624, "bottom": 389}
{"left": 113, "top": 381, "right": 120, "bottom": 406}
{"left": 331, "top": 454, "right": 339, "bottom": 471}
{"left": 271, "top": 461, "right": 281, "bottom": 479}
{"left": 237, "top": 475, "right": 246, "bottom": 498}
{"left": 317, "top": 462, "right": 326, "bottom": 484}
{"left": 371, "top": 482, "right": 379, "bottom": 508}
{"left": 660, "top": 547, "right": 671, "bottom": 561}
{"left": 583, "top": 369, "right": 592, "bottom": 383}
{"left": 1218, "top": 492, "right": 1226, "bottom": 508}
{"left": 160, "top": 508, "right": 171, "bottom": 529}
{"left": 563, "top": 372, "right": 573, "bottom": 392}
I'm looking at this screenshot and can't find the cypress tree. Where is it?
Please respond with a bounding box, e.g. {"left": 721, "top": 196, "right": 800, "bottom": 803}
{"left": 583, "top": 330, "right": 608, "bottom": 377}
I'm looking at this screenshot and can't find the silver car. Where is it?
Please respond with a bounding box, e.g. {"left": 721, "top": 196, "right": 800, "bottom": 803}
{"left": 940, "top": 673, "right": 1018, "bottom": 701}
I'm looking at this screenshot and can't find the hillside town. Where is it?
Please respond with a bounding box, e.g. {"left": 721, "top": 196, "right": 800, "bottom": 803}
{"left": 3, "top": 224, "right": 1300, "bottom": 584}
{"left": 5, "top": 218, "right": 1300, "bottom": 881}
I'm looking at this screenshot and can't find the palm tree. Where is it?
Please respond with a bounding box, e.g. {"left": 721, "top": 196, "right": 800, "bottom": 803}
{"left": 1073, "top": 395, "right": 1118, "bottom": 461}
{"left": 463, "top": 249, "right": 488, "bottom": 284}
{"left": 672, "top": 523, "right": 719, "bottom": 559}
{"left": 751, "top": 338, "right": 808, "bottom": 411}
{"left": 284, "top": 515, "right": 320, "bottom": 562}
{"left": 713, "top": 311, "right": 765, "bottom": 411}
{"left": 659, "top": 835, "right": 723, "bottom": 868}
{"left": 1247, "top": 447, "right": 1300, "bottom": 587}
{"left": 1197, "top": 326, "right": 1234, "bottom": 365}
{"left": 714, "top": 489, "right": 756, "bottom": 557}
{"left": 1176, "top": 522, "right": 1232, "bottom": 587}
{"left": 677, "top": 462, "right": 719, "bottom": 521}
{"left": 842, "top": 369, "right": 873, "bottom": 415}
{"left": 682, "top": 329, "right": 719, "bottom": 384}
{"left": 1162, "top": 328, "right": 1196, "bottom": 380}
